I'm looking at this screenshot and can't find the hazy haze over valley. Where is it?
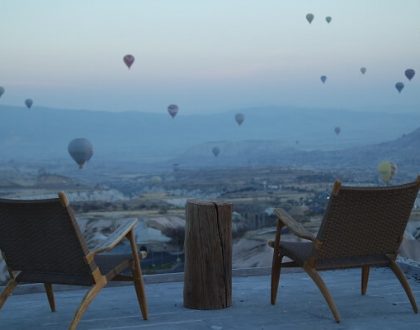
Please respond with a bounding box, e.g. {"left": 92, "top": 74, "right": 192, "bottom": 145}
{"left": 1, "top": 0, "right": 420, "bottom": 281}
{"left": 1, "top": 104, "right": 419, "bottom": 168}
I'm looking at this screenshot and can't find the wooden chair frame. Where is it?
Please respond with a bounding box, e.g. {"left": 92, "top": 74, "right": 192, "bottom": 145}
{"left": 269, "top": 178, "right": 420, "bottom": 322}
{"left": 0, "top": 192, "right": 148, "bottom": 329}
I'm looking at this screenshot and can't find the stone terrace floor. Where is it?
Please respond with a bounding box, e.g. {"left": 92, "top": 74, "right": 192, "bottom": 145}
{"left": 1, "top": 267, "right": 419, "bottom": 329}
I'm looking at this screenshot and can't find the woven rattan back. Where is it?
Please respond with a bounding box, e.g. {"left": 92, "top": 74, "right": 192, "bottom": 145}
{"left": 0, "top": 196, "right": 94, "bottom": 281}
{"left": 316, "top": 178, "right": 420, "bottom": 260}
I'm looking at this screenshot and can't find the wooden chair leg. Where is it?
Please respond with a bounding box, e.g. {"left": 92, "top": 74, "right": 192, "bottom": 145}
{"left": 361, "top": 265, "right": 370, "bottom": 295}
{"left": 303, "top": 266, "right": 341, "bottom": 323}
{"left": 69, "top": 282, "right": 106, "bottom": 330}
{"left": 388, "top": 260, "right": 418, "bottom": 313}
{"left": 271, "top": 220, "right": 284, "bottom": 305}
{"left": 0, "top": 279, "right": 17, "bottom": 310}
{"left": 44, "top": 283, "right": 56, "bottom": 312}
{"left": 271, "top": 252, "right": 283, "bottom": 305}
{"left": 127, "top": 229, "right": 148, "bottom": 320}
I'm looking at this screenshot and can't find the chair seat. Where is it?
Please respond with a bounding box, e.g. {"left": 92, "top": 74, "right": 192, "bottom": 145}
{"left": 94, "top": 254, "right": 133, "bottom": 280}
{"left": 280, "top": 241, "right": 390, "bottom": 269}
{"left": 16, "top": 271, "right": 95, "bottom": 286}
{"left": 16, "top": 254, "right": 134, "bottom": 285}
{"left": 280, "top": 241, "right": 314, "bottom": 264}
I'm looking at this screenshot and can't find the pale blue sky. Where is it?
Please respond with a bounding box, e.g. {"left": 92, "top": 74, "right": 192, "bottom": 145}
{"left": 0, "top": 0, "right": 419, "bottom": 113}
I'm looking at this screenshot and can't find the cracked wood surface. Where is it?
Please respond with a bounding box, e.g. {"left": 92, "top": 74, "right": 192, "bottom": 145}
{"left": 183, "top": 200, "right": 232, "bottom": 309}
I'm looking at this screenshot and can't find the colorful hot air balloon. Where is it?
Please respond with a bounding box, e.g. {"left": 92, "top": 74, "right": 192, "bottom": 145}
{"left": 405, "top": 69, "right": 415, "bottom": 81}
{"left": 167, "top": 104, "right": 179, "bottom": 118}
{"left": 320, "top": 75, "right": 327, "bottom": 84}
{"left": 123, "top": 54, "right": 135, "bottom": 69}
{"left": 334, "top": 126, "right": 341, "bottom": 135}
{"left": 360, "top": 67, "right": 367, "bottom": 74}
{"left": 25, "top": 99, "right": 33, "bottom": 109}
{"left": 306, "top": 13, "right": 314, "bottom": 24}
{"left": 235, "top": 113, "right": 245, "bottom": 126}
{"left": 212, "top": 146, "right": 220, "bottom": 157}
{"left": 395, "top": 82, "right": 404, "bottom": 93}
{"left": 325, "top": 16, "right": 332, "bottom": 23}
{"left": 377, "top": 161, "right": 397, "bottom": 184}
{"left": 68, "top": 138, "right": 93, "bottom": 169}
{"left": 0, "top": 87, "right": 4, "bottom": 98}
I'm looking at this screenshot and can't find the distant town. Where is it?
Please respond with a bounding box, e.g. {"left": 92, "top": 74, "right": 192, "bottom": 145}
{"left": 1, "top": 161, "right": 420, "bottom": 283}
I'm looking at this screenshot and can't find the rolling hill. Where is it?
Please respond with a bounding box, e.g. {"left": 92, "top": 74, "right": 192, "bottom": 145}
{"left": 171, "top": 127, "right": 420, "bottom": 176}
{"left": 1, "top": 104, "right": 419, "bottom": 170}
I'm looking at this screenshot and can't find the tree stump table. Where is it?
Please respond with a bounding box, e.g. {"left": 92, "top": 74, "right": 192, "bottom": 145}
{"left": 183, "top": 200, "right": 232, "bottom": 309}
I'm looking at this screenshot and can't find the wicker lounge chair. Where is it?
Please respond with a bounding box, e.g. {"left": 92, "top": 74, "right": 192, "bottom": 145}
{"left": 269, "top": 177, "right": 420, "bottom": 322}
{"left": 0, "top": 192, "right": 148, "bottom": 329}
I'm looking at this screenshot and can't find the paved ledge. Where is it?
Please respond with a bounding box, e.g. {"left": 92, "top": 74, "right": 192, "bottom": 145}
{"left": 1, "top": 267, "right": 419, "bottom": 329}
{"left": 5, "top": 261, "right": 418, "bottom": 296}
{"left": 7, "top": 266, "right": 301, "bottom": 296}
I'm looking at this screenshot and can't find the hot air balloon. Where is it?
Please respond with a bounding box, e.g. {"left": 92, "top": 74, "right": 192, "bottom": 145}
{"left": 68, "top": 138, "right": 93, "bottom": 169}
{"left": 306, "top": 13, "right": 314, "bottom": 24}
{"left": 360, "top": 67, "right": 367, "bottom": 74}
{"left": 405, "top": 69, "right": 415, "bottom": 81}
{"left": 235, "top": 113, "right": 245, "bottom": 126}
{"left": 212, "top": 146, "right": 220, "bottom": 157}
{"left": 25, "top": 99, "right": 33, "bottom": 109}
{"left": 172, "top": 163, "right": 180, "bottom": 172}
{"left": 149, "top": 176, "right": 162, "bottom": 185}
{"left": 167, "top": 104, "right": 179, "bottom": 118}
{"left": 123, "top": 54, "right": 135, "bottom": 69}
{"left": 377, "top": 161, "right": 397, "bottom": 184}
{"left": 395, "top": 82, "right": 404, "bottom": 93}
{"left": 320, "top": 75, "right": 327, "bottom": 84}
{"left": 0, "top": 87, "right": 4, "bottom": 98}
{"left": 325, "top": 16, "right": 332, "bottom": 23}
{"left": 334, "top": 126, "right": 341, "bottom": 135}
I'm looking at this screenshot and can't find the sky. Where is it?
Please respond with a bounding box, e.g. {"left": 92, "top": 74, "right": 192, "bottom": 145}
{"left": 0, "top": 0, "right": 419, "bottom": 114}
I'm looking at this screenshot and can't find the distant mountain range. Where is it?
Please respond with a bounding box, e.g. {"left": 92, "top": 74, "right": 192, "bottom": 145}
{"left": 0, "top": 104, "right": 419, "bottom": 170}
{"left": 172, "top": 127, "right": 420, "bottom": 176}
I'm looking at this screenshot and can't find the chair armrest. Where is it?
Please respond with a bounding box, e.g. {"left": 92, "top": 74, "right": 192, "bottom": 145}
{"left": 90, "top": 218, "right": 138, "bottom": 255}
{"left": 274, "top": 208, "right": 315, "bottom": 241}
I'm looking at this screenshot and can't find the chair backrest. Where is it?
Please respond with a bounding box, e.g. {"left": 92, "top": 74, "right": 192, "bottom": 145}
{"left": 316, "top": 178, "right": 420, "bottom": 260}
{"left": 0, "top": 194, "right": 95, "bottom": 284}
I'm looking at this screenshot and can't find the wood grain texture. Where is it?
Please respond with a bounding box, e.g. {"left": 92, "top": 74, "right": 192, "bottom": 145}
{"left": 183, "top": 200, "right": 232, "bottom": 309}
